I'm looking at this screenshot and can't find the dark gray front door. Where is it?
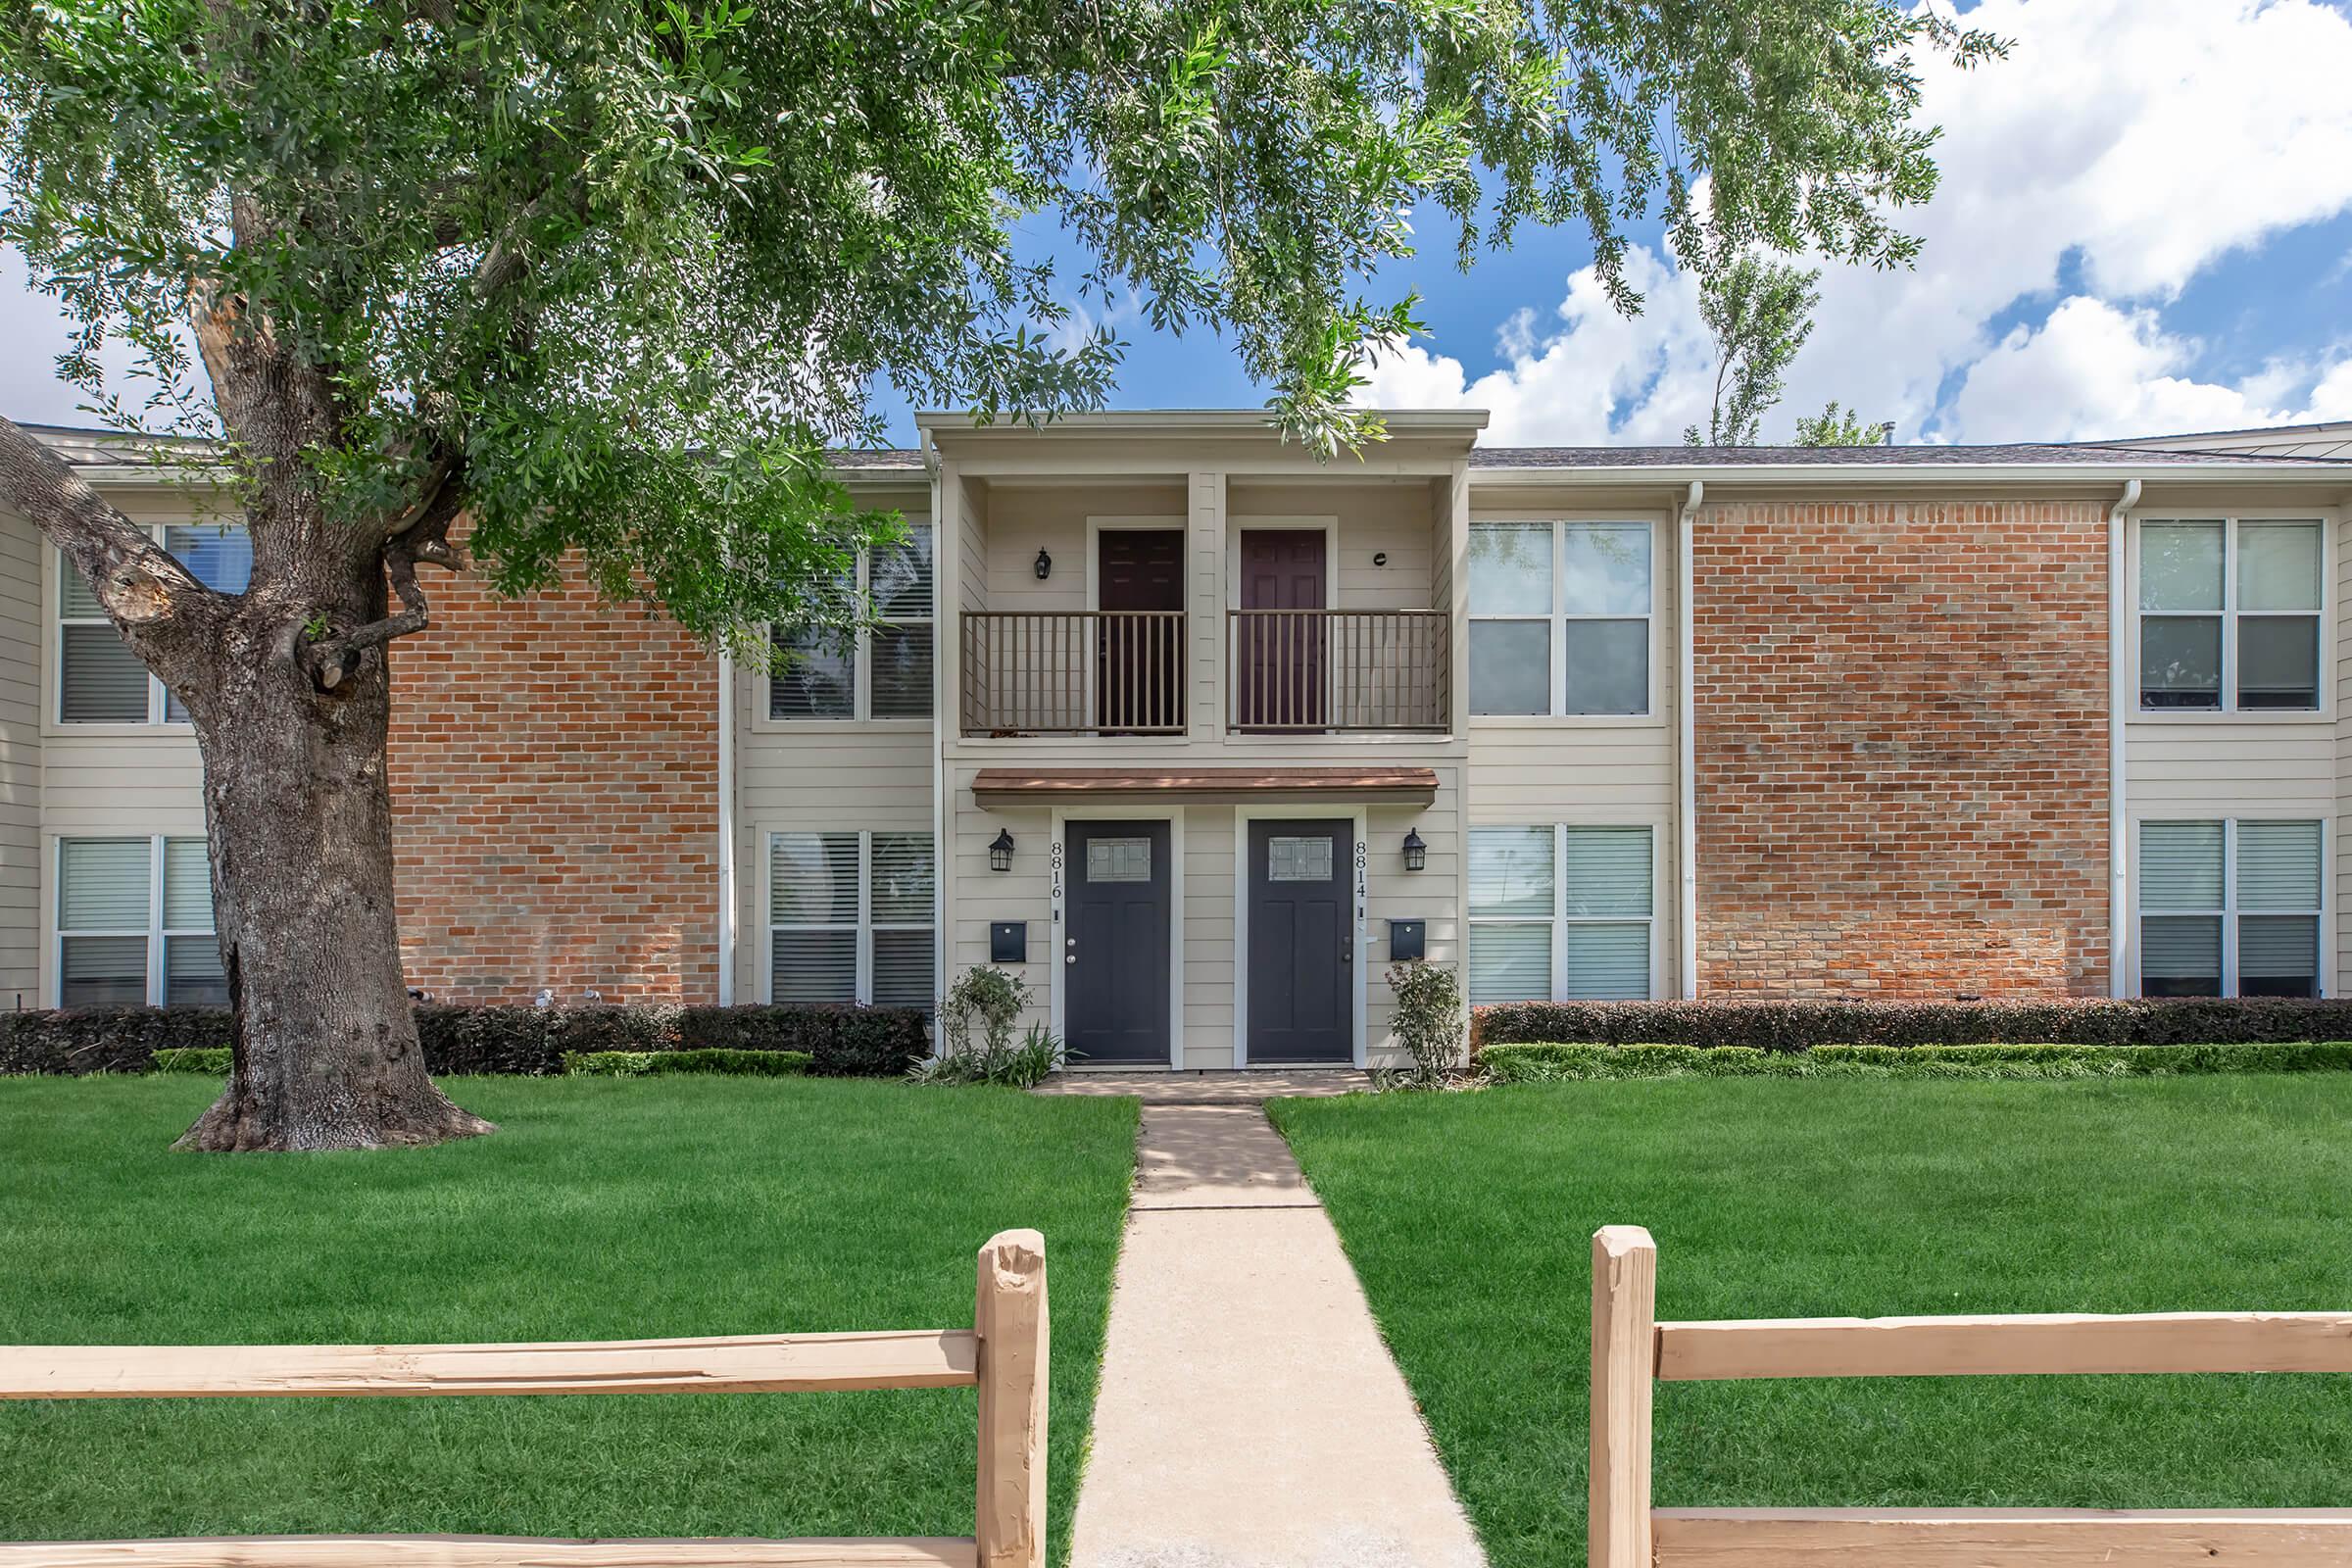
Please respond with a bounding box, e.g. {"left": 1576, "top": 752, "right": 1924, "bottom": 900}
{"left": 1247, "top": 818, "right": 1353, "bottom": 1063}
{"left": 1064, "top": 819, "right": 1172, "bottom": 1065}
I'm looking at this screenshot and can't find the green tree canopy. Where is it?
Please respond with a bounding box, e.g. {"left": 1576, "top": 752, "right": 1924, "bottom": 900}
{"left": 1795, "top": 401, "right": 1892, "bottom": 446}
{"left": 1686, "top": 254, "right": 1822, "bottom": 447}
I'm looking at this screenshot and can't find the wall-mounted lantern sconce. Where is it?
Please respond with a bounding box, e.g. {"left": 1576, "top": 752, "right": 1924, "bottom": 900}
{"left": 989, "top": 828, "right": 1017, "bottom": 872}
{"left": 1033, "top": 548, "right": 1053, "bottom": 580}
{"left": 1401, "top": 828, "right": 1427, "bottom": 872}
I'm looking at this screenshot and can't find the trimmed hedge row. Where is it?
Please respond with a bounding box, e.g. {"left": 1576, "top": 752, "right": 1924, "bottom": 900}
{"left": 151, "top": 1047, "right": 231, "bottom": 1074}
{"left": 563, "top": 1049, "right": 812, "bottom": 1078}
{"left": 1482, "top": 1040, "right": 2352, "bottom": 1084}
{"left": 1471, "top": 998, "right": 2352, "bottom": 1052}
{"left": 1, "top": 1004, "right": 926, "bottom": 1078}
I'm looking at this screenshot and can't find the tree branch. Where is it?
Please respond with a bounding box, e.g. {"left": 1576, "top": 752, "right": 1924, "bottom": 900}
{"left": 0, "top": 416, "right": 223, "bottom": 676}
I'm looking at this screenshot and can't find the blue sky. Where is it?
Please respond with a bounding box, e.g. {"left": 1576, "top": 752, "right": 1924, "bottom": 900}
{"left": 6, "top": 0, "right": 2352, "bottom": 447}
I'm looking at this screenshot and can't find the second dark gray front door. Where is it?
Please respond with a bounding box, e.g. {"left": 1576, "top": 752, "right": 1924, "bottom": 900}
{"left": 1064, "top": 819, "right": 1172, "bottom": 1065}
{"left": 1247, "top": 818, "right": 1353, "bottom": 1063}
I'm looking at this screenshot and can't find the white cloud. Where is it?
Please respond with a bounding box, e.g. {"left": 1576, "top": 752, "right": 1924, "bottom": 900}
{"left": 1367, "top": 0, "right": 2352, "bottom": 444}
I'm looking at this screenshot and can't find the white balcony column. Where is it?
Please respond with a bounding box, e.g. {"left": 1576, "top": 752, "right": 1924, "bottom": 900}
{"left": 1190, "top": 469, "right": 1227, "bottom": 742}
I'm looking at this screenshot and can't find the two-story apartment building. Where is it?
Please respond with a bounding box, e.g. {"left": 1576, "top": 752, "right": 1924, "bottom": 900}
{"left": 6, "top": 414, "right": 2350, "bottom": 1066}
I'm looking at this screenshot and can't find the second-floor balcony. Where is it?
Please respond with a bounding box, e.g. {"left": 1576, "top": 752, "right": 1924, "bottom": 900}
{"left": 958, "top": 608, "right": 1448, "bottom": 737}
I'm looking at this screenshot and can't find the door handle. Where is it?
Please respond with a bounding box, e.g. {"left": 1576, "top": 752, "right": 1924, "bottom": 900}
{"left": 1341, "top": 939, "right": 1351, "bottom": 965}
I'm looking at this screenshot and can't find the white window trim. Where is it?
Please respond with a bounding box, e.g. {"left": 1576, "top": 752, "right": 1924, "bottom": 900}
{"left": 2132, "top": 512, "right": 2334, "bottom": 720}
{"left": 1466, "top": 822, "right": 1661, "bottom": 1003}
{"left": 760, "top": 523, "right": 935, "bottom": 729}
{"left": 1466, "top": 515, "right": 1659, "bottom": 722}
{"left": 52, "top": 524, "right": 248, "bottom": 728}
{"left": 2133, "top": 816, "right": 2328, "bottom": 998}
{"left": 52, "top": 833, "right": 215, "bottom": 1006}
{"left": 761, "top": 829, "right": 937, "bottom": 1006}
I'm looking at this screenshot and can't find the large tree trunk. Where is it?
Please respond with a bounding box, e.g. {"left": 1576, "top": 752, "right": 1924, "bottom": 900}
{"left": 172, "top": 568, "right": 493, "bottom": 1152}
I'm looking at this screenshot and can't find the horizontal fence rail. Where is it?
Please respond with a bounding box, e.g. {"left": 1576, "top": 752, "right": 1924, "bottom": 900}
{"left": 3, "top": 1230, "right": 1048, "bottom": 1568}
{"left": 960, "top": 611, "right": 1185, "bottom": 736}
{"left": 1226, "top": 610, "right": 1448, "bottom": 733}
{"left": 0, "top": 1330, "right": 981, "bottom": 1400}
{"left": 1591, "top": 1225, "right": 2352, "bottom": 1568}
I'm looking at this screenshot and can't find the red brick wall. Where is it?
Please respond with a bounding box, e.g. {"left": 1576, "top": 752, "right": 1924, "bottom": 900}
{"left": 386, "top": 547, "right": 718, "bottom": 1004}
{"left": 1692, "top": 499, "right": 2110, "bottom": 998}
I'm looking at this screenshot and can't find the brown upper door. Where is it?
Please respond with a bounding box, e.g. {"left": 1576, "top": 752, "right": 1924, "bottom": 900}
{"left": 1236, "top": 529, "right": 1328, "bottom": 729}
{"left": 1095, "top": 529, "right": 1185, "bottom": 732}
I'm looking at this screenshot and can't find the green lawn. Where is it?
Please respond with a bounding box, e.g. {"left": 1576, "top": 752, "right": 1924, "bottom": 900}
{"left": 1270, "top": 1076, "right": 2352, "bottom": 1568}
{"left": 0, "top": 1076, "right": 1136, "bottom": 1558}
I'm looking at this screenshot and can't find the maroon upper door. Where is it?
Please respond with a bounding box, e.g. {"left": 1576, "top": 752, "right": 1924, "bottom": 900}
{"left": 1237, "top": 529, "right": 1327, "bottom": 729}
{"left": 1096, "top": 529, "right": 1185, "bottom": 732}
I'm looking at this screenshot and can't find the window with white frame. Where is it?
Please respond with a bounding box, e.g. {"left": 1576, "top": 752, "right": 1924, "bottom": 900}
{"left": 1467, "top": 520, "right": 1652, "bottom": 716}
{"left": 2138, "top": 518, "right": 2323, "bottom": 712}
{"left": 58, "top": 524, "right": 252, "bottom": 723}
{"left": 768, "top": 830, "right": 936, "bottom": 1008}
{"left": 56, "top": 836, "right": 224, "bottom": 1006}
{"left": 2138, "top": 818, "right": 2323, "bottom": 998}
{"left": 769, "top": 523, "right": 933, "bottom": 720}
{"left": 1466, "top": 824, "right": 1654, "bottom": 1004}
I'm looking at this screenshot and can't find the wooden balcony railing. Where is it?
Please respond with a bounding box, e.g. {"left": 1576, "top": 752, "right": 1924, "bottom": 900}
{"left": 960, "top": 611, "right": 1187, "bottom": 735}
{"left": 1227, "top": 610, "right": 1448, "bottom": 733}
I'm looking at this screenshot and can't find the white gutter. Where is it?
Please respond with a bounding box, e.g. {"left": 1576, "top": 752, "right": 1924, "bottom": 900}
{"left": 1677, "top": 480, "right": 1703, "bottom": 1000}
{"left": 923, "top": 429, "right": 948, "bottom": 1026}
{"left": 715, "top": 648, "right": 737, "bottom": 1005}
{"left": 2108, "top": 478, "right": 2141, "bottom": 999}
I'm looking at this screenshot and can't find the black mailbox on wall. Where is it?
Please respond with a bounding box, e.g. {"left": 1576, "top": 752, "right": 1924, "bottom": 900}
{"left": 991, "top": 921, "right": 1028, "bottom": 964}
{"left": 1388, "top": 919, "right": 1426, "bottom": 962}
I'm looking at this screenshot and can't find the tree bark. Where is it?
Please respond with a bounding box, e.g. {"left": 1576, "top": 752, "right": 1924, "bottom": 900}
{"left": 172, "top": 564, "right": 493, "bottom": 1152}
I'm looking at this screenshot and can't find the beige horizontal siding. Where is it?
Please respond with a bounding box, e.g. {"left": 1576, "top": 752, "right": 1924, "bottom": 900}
{"left": 0, "top": 508, "right": 40, "bottom": 996}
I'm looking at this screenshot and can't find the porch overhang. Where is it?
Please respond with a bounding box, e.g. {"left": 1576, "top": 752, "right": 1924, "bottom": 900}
{"left": 970, "top": 765, "right": 1439, "bottom": 808}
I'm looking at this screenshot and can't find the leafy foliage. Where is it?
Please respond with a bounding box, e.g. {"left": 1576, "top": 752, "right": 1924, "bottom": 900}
{"left": 908, "top": 1023, "right": 1067, "bottom": 1088}
{"left": 1685, "top": 253, "right": 1822, "bottom": 445}
{"left": 1379, "top": 959, "right": 1467, "bottom": 1089}
{"left": 1480, "top": 1040, "right": 2352, "bottom": 1083}
{"left": 1794, "top": 400, "right": 1888, "bottom": 446}
{"left": 2, "top": 0, "right": 2001, "bottom": 634}
{"left": 1471, "top": 997, "right": 2352, "bottom": 1052}
{"left": 561, "top": 1048, "right": 811, "bottom": 1076}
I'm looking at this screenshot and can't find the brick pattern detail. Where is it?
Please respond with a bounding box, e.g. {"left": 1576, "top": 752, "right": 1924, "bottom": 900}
{"left": 387, "top": 546, "right": 718, "bottom": 1004}
{"left": 1692, "top": 500, "right": 2110, "bottom": 998}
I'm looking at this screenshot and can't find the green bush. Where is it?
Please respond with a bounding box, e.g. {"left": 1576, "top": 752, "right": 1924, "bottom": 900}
{"left": 562, "top": 1049, "right": 813, "bottom": 1077}
{"left": 1471, "top": 997, "right": 2352, "bottom": 1052}
{"left": 150, "top": 1047, "right": 232, "bottom": 1075}
{"left": 909, "top": 1023, "right": 1065, "bottom": 1088}
{"left": 1481, "top": 1040, "right": 2352, "bottom": 1084}
{"left": 5, "top": 1004, "right": 920, "bottom": 1077}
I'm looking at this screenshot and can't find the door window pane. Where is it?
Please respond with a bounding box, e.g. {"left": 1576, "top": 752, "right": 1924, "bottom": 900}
{"left": 2236, "top": 522, "right": 2321, "bottom": 612}
{"left": 1561, "top": 922, "right": 1649, "bottom": 1000}
{"left": 1268, "top": 836, "right": 1334, "bottom": 883}
{"left": 2139, "top": 522, "right": 2223, "bottom": 611}
{"left": 2139, "top": 617, "right": 2222, "bottom": 709}
{"left": 1469, "top": 828, "right": 1553, "bottom": 916}
{"left": 2139, "top": 915, "right": 2222, "bottom": 996}
{"left": 1469, "top": 620, "right": 1550, "bottom": 715}
{"left": 1085, "top": 837, "right": 1152, "bottom": 883}
{"left": 1560, "top": 620, "right": 1647, "bottom": 714}
{"left": 1467, "top": 922, "right": 1550, "bottom": 1006}
{"left": 2238, "top": 915, "right": 2319, "bottom": 998}
{"left": 1467, "top": 523, "right": 1552, "bottom": 615}
{"left": 2237, "top": 616, "right": 2319, "bottom": 710}
{"left": 61, "top": 624, "right": 149, "bottom": 721}
{"left": 2138, "top": 822, "right": 2224, "bottom": 909}
{"left": 1560, "top": 523, "right": 1650, "bottom": 615}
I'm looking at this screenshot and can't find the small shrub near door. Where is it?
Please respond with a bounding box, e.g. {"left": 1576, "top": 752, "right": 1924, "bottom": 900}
{"left": 1382, "top": 960, "right": 1468, "bottom": 1089}
{"left": 914, "top": 968, "right": 1065, "bottom": 1087}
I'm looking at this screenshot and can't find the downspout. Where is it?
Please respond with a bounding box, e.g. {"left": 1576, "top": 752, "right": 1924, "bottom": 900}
{"left": 1677, "top": 480, "right": 1703, "bottom": 1000}
{"left": 2108, "top": 477, "right": 2142, "bottom": 999}
{"left": 715, "top": 647, "right": 737, "bottom": 1005}
{"left": 924, "top": 429, "right": 948, "bottom": 1032}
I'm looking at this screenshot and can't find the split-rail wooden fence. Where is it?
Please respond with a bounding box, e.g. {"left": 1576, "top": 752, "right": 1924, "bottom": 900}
{"left": 1590, "top": 1224, "right": 2352, "bottom": 1567}
{"left": 0, "top": 1229, "right": 1049, "bottom": 1568}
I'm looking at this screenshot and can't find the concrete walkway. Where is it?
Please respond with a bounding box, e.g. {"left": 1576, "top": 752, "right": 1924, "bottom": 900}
{"left": 1068, "top": 1102, "right": 1486, "bottom": 1568}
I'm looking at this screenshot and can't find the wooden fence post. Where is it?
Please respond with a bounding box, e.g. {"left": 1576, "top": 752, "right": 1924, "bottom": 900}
{"left": 1590, "top": 1225, "right": 1657, "bottom": 1568}
{"left": 976, "top": 1228, "right": 1049, "bottom": 1568}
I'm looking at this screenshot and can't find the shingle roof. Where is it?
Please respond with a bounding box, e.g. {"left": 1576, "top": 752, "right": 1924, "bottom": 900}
{"left": 1471, "top": 442, "right": 2352, "bottom": 467}
{"left": 19, "top": 422, "right": 930, "bottom": 472}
